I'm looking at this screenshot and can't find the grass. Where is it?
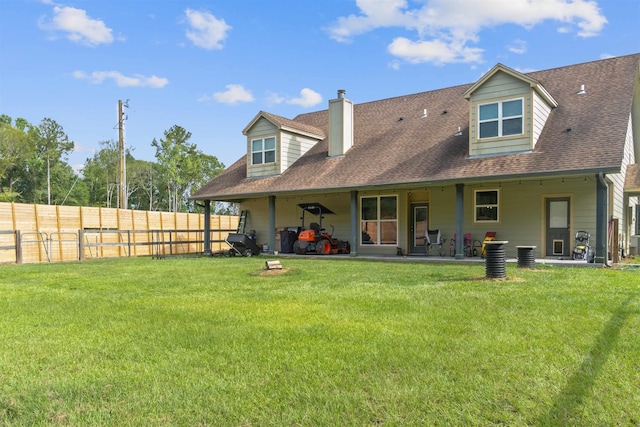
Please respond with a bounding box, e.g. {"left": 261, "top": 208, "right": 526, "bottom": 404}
{"left": 0, "top": 257, "right": 639, "bottom": 426}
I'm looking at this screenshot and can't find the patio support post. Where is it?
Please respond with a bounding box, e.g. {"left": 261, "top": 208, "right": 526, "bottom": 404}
{"left": 269, "top": 195, "right": 276, "bottom": 254}
{"left": 350, "top": 190, "right": 358, "bottom": 257}
{"left": 203, "top": 200, "right": 211, "bottom": 255}
{"left": 455, "top": 184, "right": 464, "bottom": 260}
{"left": 595, "top": 173, "right": 609, "bottom": 265}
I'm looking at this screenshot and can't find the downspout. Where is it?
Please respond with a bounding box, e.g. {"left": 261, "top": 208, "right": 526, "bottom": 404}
{"left": 597, "top": 172, "right": 611, "bottom": 267}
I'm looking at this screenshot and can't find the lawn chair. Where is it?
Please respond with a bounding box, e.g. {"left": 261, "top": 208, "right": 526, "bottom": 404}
{"left": 480, "top": 231, "right": 497, "bottom": 258}
{"left": 426, "top": 229, "right": 445, "bottom": 256}
{"left": 449, "top": 233, "right": 473, "bottom": 257}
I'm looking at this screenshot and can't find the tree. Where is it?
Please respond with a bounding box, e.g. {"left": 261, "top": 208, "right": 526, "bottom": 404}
{"left": 186, "top": 152, "right": 225, "bottom": 212}
{"left": 125, "top": 158, "right": 163, "bottom": 211}
{"left": 52, "top": 162, "right": 89, "bottom": 206}
{"left": 36, "top": 118, "right": 74, "bottom": 205}
{"left": 152, "top": 125, "right": 225, "bottom": 213}
{"left": 0, "top": 115, "right": 36, "bottom": 202}
{"left": 82, "top": 140, "right": 120, "bottom": 207}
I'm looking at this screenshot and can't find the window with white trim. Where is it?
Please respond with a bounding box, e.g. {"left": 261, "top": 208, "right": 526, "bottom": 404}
{"left": 478, "top": 98, "right": 523, "bottom": 139}
{"left": 361, "top": 195, "right": 397, "bottom": 245}
{"left": 474, "top": 189, "right": 499, "bottom": 222}
{"left": 251, "top": 136, "right": 276, "bottom": 165}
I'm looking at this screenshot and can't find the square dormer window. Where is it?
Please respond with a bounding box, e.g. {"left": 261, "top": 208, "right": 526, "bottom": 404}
{"left": 478, "top": 98, "right": 523, "bottom": 139}
{"left": 251, "top": 136, "right": 276, "bottom": 165}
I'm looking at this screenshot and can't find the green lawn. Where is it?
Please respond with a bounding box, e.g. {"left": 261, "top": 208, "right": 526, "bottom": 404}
{"left": 1, "top": 257, "right": 638, "bottom": 426}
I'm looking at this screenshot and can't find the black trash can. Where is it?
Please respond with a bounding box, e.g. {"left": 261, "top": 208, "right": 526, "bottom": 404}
{"left": 279, "top": 229, "right": 297, "bottom": 254}
{"left": 485, "top": 241, "right": 508, "bottom": 279}
{"left": 516, "top": 246, "right": 536, "bottom": 269}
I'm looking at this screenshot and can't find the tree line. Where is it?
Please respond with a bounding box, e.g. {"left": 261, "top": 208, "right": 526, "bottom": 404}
{"left": 0, "top": 114, "right": 232, "bottom": 214}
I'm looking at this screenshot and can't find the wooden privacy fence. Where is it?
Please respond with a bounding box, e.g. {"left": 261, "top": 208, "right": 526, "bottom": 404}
{"left": 0, "top": 202, "right": 239, "bottom": 264}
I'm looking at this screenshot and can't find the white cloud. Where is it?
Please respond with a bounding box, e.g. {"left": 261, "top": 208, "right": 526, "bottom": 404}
{"left": 388, "top": 37, "right": 483, "bottom": 65}
{"left": 262, "top": 89, "right": 322, "bottom": 108}
{"left": 327, "top": 0, "right": 415, "bottom": 43}
{"left": 73, "top": 70, "right": 169, "bottom": 88}
{"left": 265, "top": 91, "right": 286, "bottom": 106}
{"left": 72, "top": 164, "right": 85, "bottom": 175}
{"left": 207, "top": 84, "right": 254, "bottom": 105}
{"left": 388, "top": 60, "right": 401, "bottom": 70}
{"left": 507, "top": 39, "right": 527, "bottom": 54}
{"left": 286, "top": 88, "right": 323, "bottom": 108}
{"left": 39, "top": 5, "right": 114, "bottom": 46}
{"left": 328, "top": 0, "right": 607, "bottom": 64}
{"left": 514, "top": 67, "right": 538, "bottom": 74}
{"left": 72, "top": 142, "right": 95, "bottom": 154}
{"left": 184, "top": 8, "right": 231, "bottom": 50}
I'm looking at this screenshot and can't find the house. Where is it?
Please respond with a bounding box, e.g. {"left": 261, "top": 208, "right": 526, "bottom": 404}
{"left": 192, "top": 54, "right": 640, "bottom": 264}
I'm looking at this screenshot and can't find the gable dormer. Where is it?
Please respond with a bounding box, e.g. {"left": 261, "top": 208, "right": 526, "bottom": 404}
{"left": 463, "top": 64, "right": 557, "bottom": 157}
{"left": 242, "top": 111, "right": 325, "bottom": 178}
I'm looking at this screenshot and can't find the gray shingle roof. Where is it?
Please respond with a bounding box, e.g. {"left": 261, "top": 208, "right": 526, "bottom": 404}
{"left": 193, "top": 54, "right": 639, "bottom": 201}
{"left": 624, "top": 164, "right": 640, "bottom": 195}
{"left": 243, "top": 110, "right": 325, "bottom": 138}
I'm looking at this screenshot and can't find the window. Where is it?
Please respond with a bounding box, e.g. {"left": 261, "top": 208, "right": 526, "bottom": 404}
{"left": 478, "top": 98, "right": 523, "bottom": 139}
{"left": 251, "top": 137, "right": 276, "bottom": 165}
{"left": 474, "top": 189, "right": 499, "bottom": 222}
{"left": 361, "top": 195, "right": 397, "bottom": 245}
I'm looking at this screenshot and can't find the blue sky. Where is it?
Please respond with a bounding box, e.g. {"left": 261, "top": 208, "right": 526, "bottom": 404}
{"left": 1, "top": 0, "right": 638, "bottom": 173}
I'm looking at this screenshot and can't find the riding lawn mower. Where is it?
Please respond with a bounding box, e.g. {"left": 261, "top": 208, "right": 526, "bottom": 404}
{"left": 292, "top": 203, "right": 351, "bottom": 255}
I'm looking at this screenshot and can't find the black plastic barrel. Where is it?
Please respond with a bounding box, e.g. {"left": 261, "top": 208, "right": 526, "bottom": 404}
{"left": 485, "top": 241, "right": 508, "bottom": 278}
{"left": 279, "top": 230, "right": 297, "bottom": 253}
{"left": 516, "top": 246, "right": 536, "bottom": 269}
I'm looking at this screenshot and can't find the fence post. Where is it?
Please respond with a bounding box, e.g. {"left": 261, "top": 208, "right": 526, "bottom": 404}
{"left": 15, "top": 230, "right": 22, "bottom": 264}
{"left": 203, "top": 201, "right": 211, "bottom": 255}
{"left": 78, "top": 229, "right": 84, "bottom": 261}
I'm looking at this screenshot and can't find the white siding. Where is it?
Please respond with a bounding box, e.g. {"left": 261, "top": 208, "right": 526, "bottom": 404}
{"left": 610, "top": 114, "right": 638, "bottom": 253}
{"left": 280, "top": 132, "right": 320, "bottom": 173}
{"left": 246, "top": 118, "right": 279, "bottom": 178}
{"left": 238, "top": 198, "right": 270, "bottom": 246}
{"left": 471, "top": 135, "right": 531, "bottom": 156}
{"left": 239, "top": 193, "right": 353, "bottom": 252}
{"left": 609, "top": 116, "right": 633, "bottom": 218}
{"left": 472, "top": 72, "right": 529, "bottom": 102}
{"left": 329, "top": 97, "right": 354, "bottom": 157}
{"left": 532, "top": 92, "right": 552, "bottom": 149}
{"left": 238, "top": 179, "right": 605, "bottom": 259}
{"left": 429, "top": 180, "right": 596, "bottom": 258}
{"left": 469, "top": 71, "right": 532, "bottom": 157}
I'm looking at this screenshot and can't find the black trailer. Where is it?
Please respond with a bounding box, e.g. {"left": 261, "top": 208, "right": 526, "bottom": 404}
{"left": 225, "top": 233, "right": 261, "bottom": 257}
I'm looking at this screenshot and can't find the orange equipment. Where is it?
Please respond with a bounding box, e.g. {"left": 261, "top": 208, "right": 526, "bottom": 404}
{"left": 293, "top": 203, "right": 351, "bottom": 255}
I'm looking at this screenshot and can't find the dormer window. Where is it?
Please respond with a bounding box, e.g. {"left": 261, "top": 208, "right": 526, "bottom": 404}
{"left": 251, "top": 136, "right": 276, "bottom": 165}
{"left": 478, "top": 98, "right": 524, "bottom": 139}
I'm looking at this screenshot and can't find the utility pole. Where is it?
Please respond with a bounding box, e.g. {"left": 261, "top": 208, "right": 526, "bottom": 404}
{"left": 118, "top": 99, "right": 129, "bottom": 209}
